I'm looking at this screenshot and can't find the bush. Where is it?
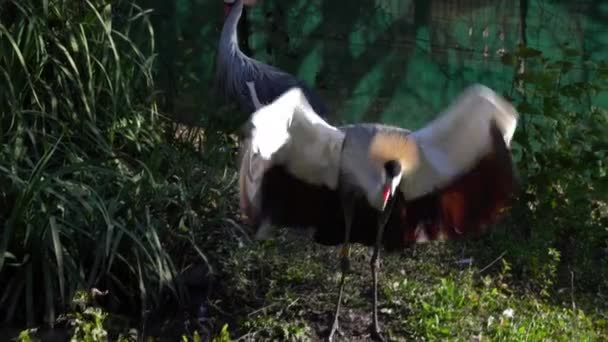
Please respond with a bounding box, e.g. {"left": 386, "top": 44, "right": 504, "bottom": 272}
{"left": 494, "top": 44, "right": 608, "bottom": 295}
{"left": 0, "top": 0, "right": 194, "bottom": 327}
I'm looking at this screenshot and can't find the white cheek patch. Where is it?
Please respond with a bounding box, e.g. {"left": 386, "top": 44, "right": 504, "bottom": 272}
{"left": 391, "top": 173, "right": 402, "bottom": 195}
{"left": 380, "top": 173, "right": 402, "bottom": 211}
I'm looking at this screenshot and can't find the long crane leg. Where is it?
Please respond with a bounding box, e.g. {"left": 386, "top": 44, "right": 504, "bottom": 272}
{"left": 370, "top": 197, "right": 396, "bottom": 342}
{"left": 328, "top": 197, "right": 354, "bottom": 341}
{"left": 370, "top": 233, "right": 385, "bottom": 341}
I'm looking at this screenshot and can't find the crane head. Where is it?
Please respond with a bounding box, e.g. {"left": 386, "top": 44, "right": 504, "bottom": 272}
{"left": 223, "top": 0, "right": 257, "bottom": 17}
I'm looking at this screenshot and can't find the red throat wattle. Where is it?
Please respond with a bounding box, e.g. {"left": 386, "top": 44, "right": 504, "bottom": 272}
{"left": 382, "top": 185, "right": 391, "bottom": 206}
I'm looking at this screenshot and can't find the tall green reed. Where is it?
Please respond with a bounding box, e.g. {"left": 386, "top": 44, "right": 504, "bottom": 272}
{"left": 0, "top": 0, "right": 184, "bottom": 327}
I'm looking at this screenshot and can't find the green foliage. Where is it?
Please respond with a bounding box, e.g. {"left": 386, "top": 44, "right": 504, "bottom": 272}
{"left": 243, "top": 316, "right": 310, "bottom": 341}
{"left": 0, "top": 0, "right": 211, "bottom": 327}
{"left": 211, "top": 324, "right": 232, "bottom": 342}
{"left": 66, "top": 291, "right": 108, "bottom": 342}
{"left": 181, "top": 330, "right": 202, "bottom": 342}
{"left": 498, "top": 43, "right": 608, "bottom": 294}
{"left": 16, "top": 329, "right": 34, "bottom": 342}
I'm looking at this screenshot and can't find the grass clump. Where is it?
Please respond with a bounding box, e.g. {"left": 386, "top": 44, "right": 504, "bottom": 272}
{"left": 0, "top": 0, "right": 222, "bottom": 331}
{"left": 382, "top": 254, "right": 606, "bottom": 341}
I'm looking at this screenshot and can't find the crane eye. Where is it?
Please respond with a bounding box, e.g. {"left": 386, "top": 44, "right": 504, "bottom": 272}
{"left": 383, "top": 160, "right": 401, "bottom": 179}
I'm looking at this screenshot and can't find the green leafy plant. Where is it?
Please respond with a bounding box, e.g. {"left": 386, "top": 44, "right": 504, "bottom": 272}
{"left": 67, "top": 290, "right": 108, "bottom": 342}
{"left": 497, "top": 43, "right": 608, "bottom": 294}
{"left": 0, "top": 0, "right": 192, "bottom": 327}
{"left": 211, "top": 324, "right": 232, "bottom": 342}
{"left": 16, "top": 329, "right": 35, "bottom": 342}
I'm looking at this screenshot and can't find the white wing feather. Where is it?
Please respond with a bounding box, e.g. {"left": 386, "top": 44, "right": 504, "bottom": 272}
{"left": 401, "top": 84, "right": 518, "bottom": 200}
{"left": 247, "top": 87, "right": 345, "bottom": 190}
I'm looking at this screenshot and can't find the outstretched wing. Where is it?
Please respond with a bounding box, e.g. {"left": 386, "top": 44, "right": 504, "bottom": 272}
{"left": 400, "top": 84, "right": 518, "bottom": 200}
{"left": 246, "top": 87, "right": 345, "bottom": 188}
{"left": 238, "top": 87, "right": 345, "bottom": 226}
{"left": 381, "top": 84, "right": 519, "bottom": 249}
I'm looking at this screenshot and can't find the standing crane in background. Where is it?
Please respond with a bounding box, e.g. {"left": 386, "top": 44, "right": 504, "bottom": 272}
{"left": 239, "top": 84, "right": 519, "bottom": 341}
{"left": 216, "top": 0, "right": 328, "bottom": 117}
{"left": 217, "top": 0, "right": 335, "bottom": 254}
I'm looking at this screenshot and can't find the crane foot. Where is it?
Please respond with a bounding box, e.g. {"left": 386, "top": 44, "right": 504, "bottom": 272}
{"left": 370, "top": 324, "right": 387, "bottom": 342}
{"left": 327, "top": 319, "right": 343, "bottom": 341}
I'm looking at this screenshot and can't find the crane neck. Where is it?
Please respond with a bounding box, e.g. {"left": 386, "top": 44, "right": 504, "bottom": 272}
{"left": 220, "top": 0, "right": 244, "bottom": 53}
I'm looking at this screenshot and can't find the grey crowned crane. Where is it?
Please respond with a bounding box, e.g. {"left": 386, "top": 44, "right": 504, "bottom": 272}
{"left": 238, "top": 84, "right": 519, "bottom": 341}
{"left": 216, "top": 0, "right": 328, "bottom": 117}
